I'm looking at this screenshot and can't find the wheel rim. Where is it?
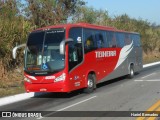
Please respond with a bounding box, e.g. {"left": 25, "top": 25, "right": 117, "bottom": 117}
{"left": 130, "top": 68, "right": 134, "bottom": 76}
{"left": 88, "top": 79, "right": 93, "bottom": 88}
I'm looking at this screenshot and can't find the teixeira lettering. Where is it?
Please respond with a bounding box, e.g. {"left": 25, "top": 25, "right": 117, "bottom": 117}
{"left": 95, "top": 51, "right": 116, "bottom": 58}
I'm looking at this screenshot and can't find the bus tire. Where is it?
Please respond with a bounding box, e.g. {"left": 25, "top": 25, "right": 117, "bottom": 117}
{"left": 83, "top": 74, "right": 95, "bottom": 93}
{"left": 128, "top": 65, "right": 134, "bottom": 79}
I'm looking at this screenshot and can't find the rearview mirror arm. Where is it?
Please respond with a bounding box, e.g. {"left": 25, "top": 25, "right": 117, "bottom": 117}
{"left": 12, "top": 44, "right": 26, "bottom": 59}
{"left": 60, "top": 38, "right": 74, "bottom": 55}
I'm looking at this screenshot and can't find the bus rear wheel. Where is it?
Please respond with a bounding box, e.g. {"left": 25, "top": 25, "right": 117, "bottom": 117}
{"left": 83, "top": 74, "right": 95, "bottom": 93}
{"left": 128, "top": 65, "right": 134, "bottom": 79}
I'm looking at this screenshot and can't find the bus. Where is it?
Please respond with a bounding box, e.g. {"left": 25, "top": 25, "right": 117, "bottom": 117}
{"left": 12, "top": 23, "right": 143, "bottom": 93}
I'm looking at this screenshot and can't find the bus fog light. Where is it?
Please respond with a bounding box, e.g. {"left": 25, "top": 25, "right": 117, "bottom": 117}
{"left": 54, "top": 73, "right": 66, "bottom": 82}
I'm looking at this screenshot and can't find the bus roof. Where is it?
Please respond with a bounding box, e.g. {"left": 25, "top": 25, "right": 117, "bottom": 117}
{"left": 35, "top": 23, "right": 139, "bottom": 34}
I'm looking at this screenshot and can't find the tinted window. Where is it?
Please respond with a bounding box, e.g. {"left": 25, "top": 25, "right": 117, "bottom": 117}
{"left": 25, "top": 29, "right": 65, "bottom": 72}
{"left": 95, "top": 31, "right": 106, "bottom": 48}
{"left": 131, "top": 34, "right": 141, "bottom": 47}
{"left": 106, "top": 31, "right": 117, "bottom": 48}
{"left": 125, "top": 33, "right": 132, "bottom": 45}
{"left": 135, "top": 35, "right": 141, "bottom": 47}
{"left": 45, "top": 30, "right": 65, "bottom": 45}
{"left": 84, "top": 29, "right": 97, "bottom": 53}
{"left": 27, "top": 31, "right": 44, "bottom": 52}
{"left": 26, "top": 31, "right": 45, "bottom": 67}
{"left": 116, "top": 32, "right": 125, "bottom": 48}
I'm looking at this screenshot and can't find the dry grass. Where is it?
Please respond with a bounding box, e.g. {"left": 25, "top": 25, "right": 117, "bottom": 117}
{"left": 143, "top": 51, "right": 160, "bottom": 64}
{"left": 0, "top": 86, "right": 25, "bottom": 98}
{"left": 0, "top": 66, "right": 25, "bottom": 98}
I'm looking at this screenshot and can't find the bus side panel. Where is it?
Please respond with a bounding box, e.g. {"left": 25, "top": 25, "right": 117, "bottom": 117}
{"left": 98, "top": 41, "right": 139, "bottom": 82}
{"left": 99, "top": 58, "right": 128, "bottom": 82}
{"left": 134, "top": 47, "right": 143, "bottom": 72}
{"left": 68, "top": 48, "right": 121, "bottom": 91}
{"left": 68, "top": 65, "right": 87, "bottom": 91}
{"left": 67, "top": 34, "right": 143, "bottom": 92}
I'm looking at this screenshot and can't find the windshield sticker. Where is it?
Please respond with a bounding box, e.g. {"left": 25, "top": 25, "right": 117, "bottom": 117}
{"left": 42, "top": 63, "right": 48, "bottom": 70}
{"left": 47, "top": 30, "right": 64, "bottom": 34}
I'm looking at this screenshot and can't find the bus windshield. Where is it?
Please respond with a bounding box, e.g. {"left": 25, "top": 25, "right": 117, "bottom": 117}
{"left": 25, "top": 29, "right": 65, "bottom": 73}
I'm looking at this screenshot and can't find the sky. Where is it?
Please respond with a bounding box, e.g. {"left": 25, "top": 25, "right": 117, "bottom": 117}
{"left": 84, "top": 0, "right": 160, "bottom": 25}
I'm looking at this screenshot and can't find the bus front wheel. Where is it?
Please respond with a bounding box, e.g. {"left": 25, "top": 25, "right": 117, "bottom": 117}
{"left": 83, "top": 74, "right": 95, "bottom": 93}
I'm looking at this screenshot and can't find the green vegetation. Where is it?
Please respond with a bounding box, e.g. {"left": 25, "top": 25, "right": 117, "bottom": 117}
{"left": 0, "top": 0, "right": 160, "bottom": 97}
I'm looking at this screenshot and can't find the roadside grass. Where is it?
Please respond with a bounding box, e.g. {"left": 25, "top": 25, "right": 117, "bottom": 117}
{"left": 0, "top": 52, "right": 160, "bottom": 98}
{"left": 0, "top": 80, "right": 25, "bottom": 98}
{"left": 0, "top": 85, "right": 25, "bottom": 98}
{"left": 143, "top": 51, "right": 160, "bottom": 64}
{"left": 0, "top": 67, "right": 25, "bottom": 98}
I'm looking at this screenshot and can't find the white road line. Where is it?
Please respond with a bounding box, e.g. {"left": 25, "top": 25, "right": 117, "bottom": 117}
{"left": 134, "top": 79, "right": 160, "bottom": 82}
{"left": 146, "top": 79, "right": 160, "bottom": 82}
{"left": 57, "top": 95, "right": 97, "bottom": 111}
{"left": 141, "top": 73, "right": 155, "bottom": 79}
{"left": 134, "top": 80, "right": 144, "bottom": 82}
{"left": 37, "top": 116, "right": 44, "bottom": 119}
{"left": 37, "top": 96, "right": 97, "bottom": 119}
{"left": 143, "top": 61, "right": 160, "bottom": 68}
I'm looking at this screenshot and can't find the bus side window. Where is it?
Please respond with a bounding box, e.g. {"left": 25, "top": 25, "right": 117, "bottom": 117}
{"left": 112, "top": 33, "right": 117, "bottom": 48}
{"left": 107, "top": 31, "right": 117, "bottom": 48}
{"left": 84, "top": 29, "right": 97, "bottom": 53}
{"left": 95, "top": 31, "right": 105, "bottom": 48}
{"left": 136, "top": 35, "right": 141, "bottom": 47}
{"left": 131, "top": 34, "right": 136, "bottom": 47}
{"left": 85, "top": 36, "right": 94, "bottom": 49}
{"left": 125, "top": 33, "right": 132, "bottom": 45}
{"left": 116, "top": 32, "right": 125, "bottom": 48}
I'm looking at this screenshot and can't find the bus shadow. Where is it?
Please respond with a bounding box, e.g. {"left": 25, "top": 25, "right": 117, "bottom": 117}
{"left": 33, "top": 90, "right": 84, "bottom": 98}
{"left": 96, "top": 75, "right": 128, "bottom": 89}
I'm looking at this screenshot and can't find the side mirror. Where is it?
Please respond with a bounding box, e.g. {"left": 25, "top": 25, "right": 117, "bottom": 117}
{"left": 12, "top": 44, "right": 26, "bottom": 59}
{"left": 60, "top": 38, "right": 73, "bottom": 54}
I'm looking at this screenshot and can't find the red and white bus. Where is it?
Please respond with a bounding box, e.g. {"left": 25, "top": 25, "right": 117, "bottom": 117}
{"left": 13, "top": 23, "right": 143, "bottom": 93}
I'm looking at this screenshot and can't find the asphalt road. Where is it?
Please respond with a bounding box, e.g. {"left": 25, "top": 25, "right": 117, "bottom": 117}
{"left": 0, "top": 65, "right": 160, "bottom": 120}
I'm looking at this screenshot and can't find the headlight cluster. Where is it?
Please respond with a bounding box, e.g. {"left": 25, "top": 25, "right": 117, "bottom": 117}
{"left": 54, "top": 73, "right": 66, "bottom": 82}
{"left": 24, "top": 76, "right": 31, "bottom": 83}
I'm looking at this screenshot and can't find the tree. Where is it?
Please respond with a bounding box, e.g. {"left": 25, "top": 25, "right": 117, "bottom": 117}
{"left": 71, "top": 6, "right": 110, "bottom": 25}
{"left": 0, "top": 0, "right": 32, "bottom": 70}
{"left": 25, "top": 0, "right": 85, "bottom": 27}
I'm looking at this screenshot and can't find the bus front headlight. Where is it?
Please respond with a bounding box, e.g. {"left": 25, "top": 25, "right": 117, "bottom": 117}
{"left": 24, "top": 76, "right": 31, "bottom": 83}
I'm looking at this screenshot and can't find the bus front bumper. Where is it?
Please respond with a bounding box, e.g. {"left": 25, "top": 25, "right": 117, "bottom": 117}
{"left": 24, "top": 82, "right": 69, "bottom": 93}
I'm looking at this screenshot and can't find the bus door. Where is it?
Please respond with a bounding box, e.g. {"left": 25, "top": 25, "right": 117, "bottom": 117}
{"left": 68, "top": 27, "right": 84, "bottom": 90}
